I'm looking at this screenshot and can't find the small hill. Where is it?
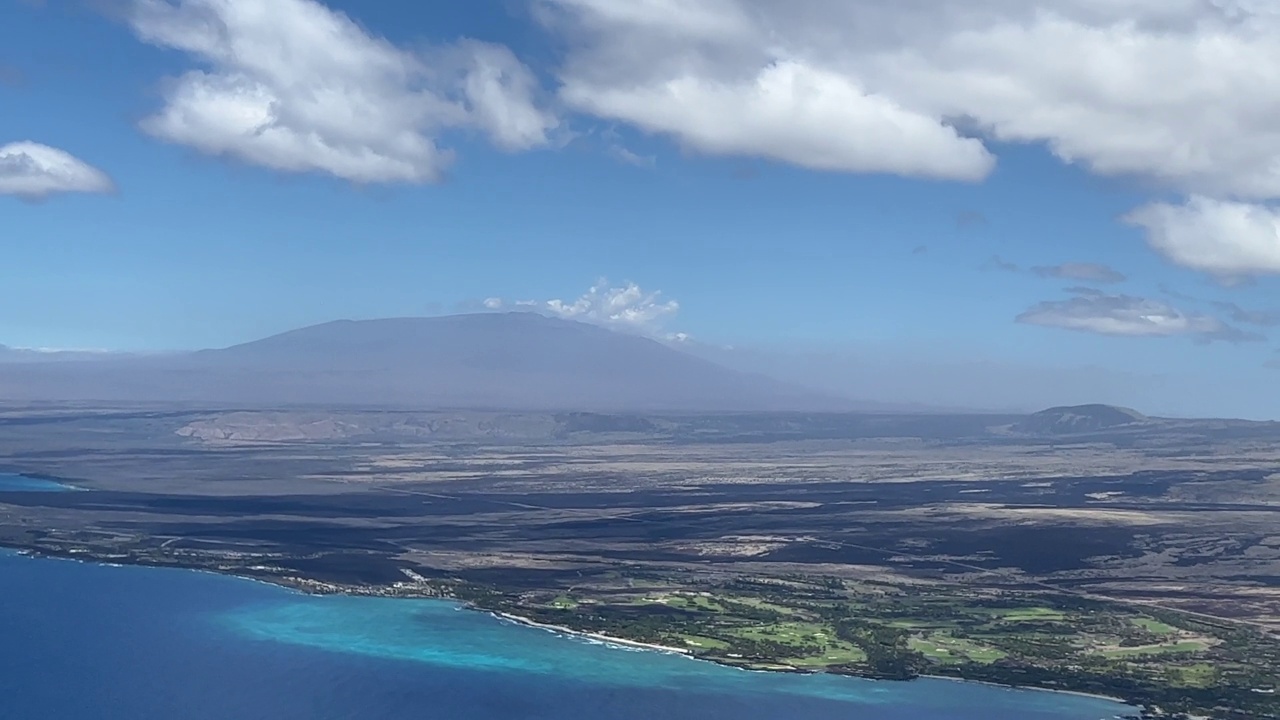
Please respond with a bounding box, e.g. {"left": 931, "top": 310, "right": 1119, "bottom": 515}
{"left": 1016, "top": 404, "right": 1152, "bottom": 435}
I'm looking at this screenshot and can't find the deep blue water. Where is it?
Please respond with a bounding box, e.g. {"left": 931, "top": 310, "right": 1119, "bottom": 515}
{"left": 0, "top": 472, "right": 76, "bottom": 492}
{"left": 0, "top": 552, "right": 1135, "bottom": 720}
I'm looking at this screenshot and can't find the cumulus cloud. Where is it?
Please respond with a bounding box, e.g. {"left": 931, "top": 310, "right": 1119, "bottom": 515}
{"left": 450, "top": 40, "right": 561, "bottom": 152}
{"left": 1016, "top": 289, "right": 1262, "bottom": 344}
{"left": 110, "top": 2, "right": 1280, "bottom": 276}
{"left": 543, "top": 1, "right": 1280, "bottom": 191}
{"left": 485, "top": 279, "right": 682, "bottom": 337}
{"left": 0, "top": 142, "right": 114, "bottom": 199}
{"left": 559, "top": 58, "right": 994, "bottom": 180}
{"left": 128, "top": 0, "right": 557, "bottom": 183}
{"left": 545, "top": 280, "right": 679, "bottom": 329}
{"left": 539, "top": 1, "right": 1280, "bottom": 275}
{"left": 872, "top": 3, "right": 1280, "bottom": 200}
{"left": 1031, "top": 262, "right": 1126, "bottom": 284}
{"left": 1125, "top": 197, "right": 1280, "bottom": 279}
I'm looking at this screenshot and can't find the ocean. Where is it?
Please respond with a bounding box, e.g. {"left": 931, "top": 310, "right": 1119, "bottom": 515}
{"left": 0, "top": 552, "right": 1134, "bottom": 720}
{"left": 0, "top": 473, "right": 77, "bottom": 492}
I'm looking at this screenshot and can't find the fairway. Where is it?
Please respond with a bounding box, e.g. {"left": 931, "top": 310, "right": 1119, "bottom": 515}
{"left": 909, "top": 634, "right": 1007, "bottom": 664}
{"left": 1131, "top": 617, "right": 1178, "bottom": 635}
{"left": 982, "top": 607, "right": 1067, "bottom": 623}
{"left": 1100, "top": 641, "right": 1209, "bottom": 658}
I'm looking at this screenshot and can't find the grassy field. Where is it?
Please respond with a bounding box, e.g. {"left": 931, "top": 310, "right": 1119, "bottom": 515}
{"left": 535, "top": 587, "right": 1221, "bottom": 673}
{"left": 732, "top": 597, "right": 800, "bottom": 616}
{"left": 726, "top": 620, "right": 830, "bottom": 644}
{"left": 1100, "top": 640, "right": 1210, "bottom": 658}
{"left": 1131, "top": 617, "right": 1178, "bottom": 635}
{"left": 1162, "top": 662, "right": 1218, "bottom": 688}
{"left": 980, "top": 607, "right": 1068, "bottom": 623}
{"left": 781, "top": 644, "right": 867, "bottom": 667}
{"left": 675, "top": 634, "right": 730, "bottom": 651}
{"left": 489, "top": 575, "right": 1278, "bottom": 718}
{"left": 908, "top": 634, "right": 1007, "bottom": 664}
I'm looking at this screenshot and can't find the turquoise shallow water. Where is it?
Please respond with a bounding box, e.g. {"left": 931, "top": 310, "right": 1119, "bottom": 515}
{"left": 226, "top": 595, "right": 1101, "bottom": 709}
{"left": 0, "top": 472, "right": 76, "bottom": 492}
{"left": 0, "top": 552, "right": 1136, "bottom": 720}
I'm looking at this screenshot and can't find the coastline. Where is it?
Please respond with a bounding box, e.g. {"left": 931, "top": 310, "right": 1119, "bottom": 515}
{"left": 921, "top": 674, "right": 1132, "bottom": 708}
{"left": 2, "top": 546, "right": 1144, "bottom": 715}
{"left": 485, "top": 606, "right": 1137, "bottom": 712}
{"left": 489, "top": 611, "right": 692, "bottom": 656}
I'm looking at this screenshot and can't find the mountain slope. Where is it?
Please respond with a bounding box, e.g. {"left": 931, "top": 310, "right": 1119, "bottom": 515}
{"left": 1015, "top": 404, "right": 1152, "bottom": 435}
{"left": 0, "top": 313, "right": 849, "bottom": 411}
{"left": 185, "top": 313, "right": 848, "bottom": 410}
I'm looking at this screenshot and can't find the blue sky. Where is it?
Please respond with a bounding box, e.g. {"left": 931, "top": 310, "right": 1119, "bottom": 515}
{"left": 4, "top": 0, "right": 1280, "bottom": 417}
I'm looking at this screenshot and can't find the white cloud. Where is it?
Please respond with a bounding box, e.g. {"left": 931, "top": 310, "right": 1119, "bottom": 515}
{"left": 113, "top": 2, "right": 1280, "bottom": 276}
{"left": 487, "top": 280, "right": 682, "bottom": 337}
{"left": 1017, "top": 289, "right": 1261, "bottom": 343}
{"left": 546, "top": 0, "right": 757, "bottom": 43}
{"left": 129, "top": 0, "right": 557, "bottom": 183}
{"left": 0, "top": 142, "right": 114, "bottom": 199}
{"left": 544, "top": 1, "right": 1280, "bottom": 191}
{"left": 544, "top": 279, "right": 680, "bottom": 334}
{"left": 1125, "top": 197, "right": 1280, "bottom": 279}
{"left": 452, "top": 40, "right": 561, "bottom": 152}
{"left": 870, "top": 4, "right": 1280, "bottom": 200}
{"left": 560, "top": 59, "right": 994, "bottom": 180}
{"left": 542, "top": 0, "right": 1280, "bottom": 273}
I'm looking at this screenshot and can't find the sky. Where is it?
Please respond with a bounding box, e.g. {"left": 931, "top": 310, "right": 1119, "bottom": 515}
{"left": 4, "top": 0, "right": 1280, "bottom": 418}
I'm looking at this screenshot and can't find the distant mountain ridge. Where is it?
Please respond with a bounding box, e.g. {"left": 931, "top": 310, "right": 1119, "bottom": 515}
{"left": 0, "top": 313, "right": 851, "bottom": 412}
{"left": 0, "top": 317, "right": 1270, "bottom": 426}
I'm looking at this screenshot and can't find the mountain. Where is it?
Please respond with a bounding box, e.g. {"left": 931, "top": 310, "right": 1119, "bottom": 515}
{"left": 1015, "top": 404, "right": 1152, "bottom": 435}
{"left": 0, "top": 313, "right": 850, "bottom": 412}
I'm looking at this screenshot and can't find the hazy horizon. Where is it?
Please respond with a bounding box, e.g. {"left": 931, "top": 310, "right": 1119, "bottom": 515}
{"left": 0, "top": 310, "right": 1259, "bottom": 419}
{"left": 7, "top": 1, "right": 1280, "bottom": 417}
